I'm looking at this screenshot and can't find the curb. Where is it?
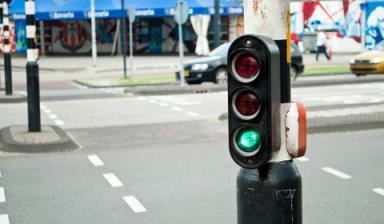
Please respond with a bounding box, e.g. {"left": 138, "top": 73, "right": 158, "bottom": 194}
{"left": 0, "top": 92, "right": 27, "bottom": 103}
{"left": 0, "top": 125, "right": 79, "bottom": 153}
{"left": 127, "top": 83, "right": 227, "bottom": 95}
{"left": 73, "top": 79, "right": 178, "bottom": 89}
{"left": 292, "top": 75, "right": 384, "bottom": 88}
{"left": 218, "top": 110, "right": 384, "bottom": 134}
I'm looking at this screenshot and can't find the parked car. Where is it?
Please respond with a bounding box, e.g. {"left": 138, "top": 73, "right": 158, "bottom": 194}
{"left": 350, "top": 45, "right": 384, "bottom": 76}
{"left": 177, "top": 42, "right": 305, "bottom": 84}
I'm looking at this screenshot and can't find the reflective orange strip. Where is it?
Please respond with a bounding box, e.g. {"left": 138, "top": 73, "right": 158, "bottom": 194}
{"left": 296, "top": 102, "right": 307, "bottom": 157}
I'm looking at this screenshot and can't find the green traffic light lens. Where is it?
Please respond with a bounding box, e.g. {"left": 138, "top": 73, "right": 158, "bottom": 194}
{"left": 235, "top": 127, "right": 261, "bottom": 155}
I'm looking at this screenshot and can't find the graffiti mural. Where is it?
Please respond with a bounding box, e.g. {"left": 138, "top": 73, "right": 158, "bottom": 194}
{"left": 53, "top": 21, "right": 91, "bottom": 53}
{"left": 364, "top": 2, "right": 384, "bottom": 49}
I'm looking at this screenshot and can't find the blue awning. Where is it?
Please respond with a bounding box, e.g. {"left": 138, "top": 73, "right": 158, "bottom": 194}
{"left": 10, "top": 0, "right": 243, "bottom": 20}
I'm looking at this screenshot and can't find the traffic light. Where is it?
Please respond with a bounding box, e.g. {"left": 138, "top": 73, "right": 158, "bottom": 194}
{"left": 228, "top": 35, "right": 281, "bottom": 169}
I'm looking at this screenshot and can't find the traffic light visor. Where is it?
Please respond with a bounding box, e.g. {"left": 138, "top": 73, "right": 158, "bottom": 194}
{"left": 232, "top": 53, "right": 261, "bottom": 83}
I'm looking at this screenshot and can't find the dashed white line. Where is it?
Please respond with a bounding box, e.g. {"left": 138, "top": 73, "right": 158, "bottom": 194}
{"left": 296, "top": 157, "right": 309, "bottom": 162}
{"left": 54, "top": 120, "right": 65, "bottom": 126}
{"left": 322, "top": 167, "right": 352, "bottom": 180}
{"left": 49, "top": 114, "right": 58, "bottom": 120}
{"left": 123, "top": 196, "right": 147, "bottom": 213}
{"left": 158, "top": 102, "right": 169, "bottom": 107}
{"left": 0, "top": 188, "right": 5, "bottom": 203}
{"left": 148, "top": 100, "right": 157, "bottom": 104}
{"left": 103, "top": 173, "right": 123, "bottom": 188}
{"left": 0, "top": 214, "right": 9, "bottom": 224}
{"left": 373, "top": 188, "right": 384, "bottom": 197}
{"left": 87, "top": 155, "right": 104, "bottom": 167}
{"left": 186, "top": 111, "right": 199, "bottom": 117}
{"left": 171, "top": 106, "right": 183, "bottom": 112}
{"left": 40, "top": 105, "right": 46, "bottom": 110}
{"left": 43, "top": 109, "right": 51, "bottom": 114}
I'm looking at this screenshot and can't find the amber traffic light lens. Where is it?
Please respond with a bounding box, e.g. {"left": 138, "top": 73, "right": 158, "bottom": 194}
{"left": 233, "top": 90, "right": 261, "bottom": 119}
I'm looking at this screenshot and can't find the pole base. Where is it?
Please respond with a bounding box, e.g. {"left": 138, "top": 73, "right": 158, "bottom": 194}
{"left": 237, "top": 160, "right": 302, "bottom": 224}
{"left": 0, "top": 92, "right": 27, "bottom": 103}
{"left": 0, "top": 125, "right": 79, "bottom": 153}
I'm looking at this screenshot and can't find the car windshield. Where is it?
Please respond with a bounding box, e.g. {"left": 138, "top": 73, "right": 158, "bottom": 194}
{"left": 208, "top": 43, "right": 231, "bottom": 57}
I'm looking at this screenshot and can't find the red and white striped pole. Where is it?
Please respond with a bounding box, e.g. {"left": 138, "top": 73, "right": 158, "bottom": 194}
{"left": 2, "top": 0, "right": 13, "bottom": 95}
{"left": 25, "top": 0, "right": 41, "bottom": 132}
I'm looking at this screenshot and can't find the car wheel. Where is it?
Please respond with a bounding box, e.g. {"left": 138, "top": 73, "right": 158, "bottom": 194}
{"left": 290, "top": 66, "right": 298, "bottom": 81}
{"left": 355, "top": 73, "right": 367, "bottom": 77}
{"left": 214, "top": 67, "right": 227, "bottom": 84}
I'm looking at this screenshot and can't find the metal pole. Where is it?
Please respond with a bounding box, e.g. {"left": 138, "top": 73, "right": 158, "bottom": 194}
{"left": 237, "top": 1, "right": 301, "bottom": 223}
{"left": 25, "top": 0, "right": 41, "bottom": 132}
{"left": 2, "top": 0, "right": 12, "bottom": 95}
{"left": 129, "top": 7, "right": 133, "bottom": 78}
{"left": 121, "top": 0, "right": 127, "bottom": 78}
{"left": 0, "top": 2, "right": 3, "bottom": 88}
{"left": 178, "top": 0, "right": 185, "bottom": 86}
{"left": 39, "top": 21, "right": 45, "bottom": 56}
{"left": 90, "top": 0, "right": 97, "bottom": 66}
{"left": 213, "top": 0, "right": 221, "bottom": 48}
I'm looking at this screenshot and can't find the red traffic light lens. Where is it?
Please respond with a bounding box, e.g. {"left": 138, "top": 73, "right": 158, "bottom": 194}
{"left": 233, "top": 54, "right": 261, "bottom": 82}
{"left": 233, "top": 90, "right": 261, "bottom": 119}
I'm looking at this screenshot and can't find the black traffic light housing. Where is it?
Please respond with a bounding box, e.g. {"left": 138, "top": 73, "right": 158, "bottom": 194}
{"left": 228, "top": 35, "right": 281, "bottom": 169}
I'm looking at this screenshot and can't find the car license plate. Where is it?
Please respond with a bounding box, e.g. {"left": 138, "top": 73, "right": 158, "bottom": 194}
{"left": 184, "top": 70, "right": 190, "bottom": 77}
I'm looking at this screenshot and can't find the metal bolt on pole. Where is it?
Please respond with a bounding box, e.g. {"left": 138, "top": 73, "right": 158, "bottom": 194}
{"left": 2, "top": 0, "right": 13, "bottom": 95}
{"left": 25, "top": 0, "right": 41, "bottom": 132}
{"left": 236, "top": 1, "right": 301, "bottom": 223}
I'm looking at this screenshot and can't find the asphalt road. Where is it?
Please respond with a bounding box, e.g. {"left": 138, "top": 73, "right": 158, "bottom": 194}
{"left": 0, "top": 72, "right": 384, "bottom": 223}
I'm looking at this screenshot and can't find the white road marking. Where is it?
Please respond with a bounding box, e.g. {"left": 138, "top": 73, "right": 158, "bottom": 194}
{"left": 49, "top": 114, "right": 58, "bottom": 120}
{"left": 40, "top": 105, "right": 46, "bottom": 110}
{"left": 0, "top": 188, "right": 5, "bottom": 203}
{"left": 175, "top": 101, "right": 201, "bottom": 106}
{"left": 296, "top": 157, "right": 309, "bottom": 162}
{"left": 172, "top": 106, "right": 183, "bottom": 112}
{"left": 87, "top": 155, "right": 104, "bottom": 167}
{"left": 322, "top": 167, "right": 352, "bottom": 180}
{"left": 158, "top": 102, "right": 169, "bottom": 107}
{"left": 123, "top": 196, "right": 147, "bottom": 213}
{"left": 373, "top": 188, "right": 384, "bottom": 197}
{"left": 43, "top": 109, "right": 51, "bottom": 114}
{"left": 0, "top": 214, "right": 9, "bottom": 224}
{"left": 186, "top": 112, "right": 199, "bottom": 117}
{"left": 138, "top": 97, "right": 146, "bottom": 101}
{"left": 103, "top": 173, "right": 123, "bottom": 188}
{"left": 54, "top": 120, "right": 64, "bottom": 126}
{"left": 148, "top": 100, "right": 157, "bottom": 104}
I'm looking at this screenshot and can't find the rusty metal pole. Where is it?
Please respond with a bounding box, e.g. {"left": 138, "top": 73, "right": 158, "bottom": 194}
{"left": 237, "top": 1, "right": 302, "bottom": 223}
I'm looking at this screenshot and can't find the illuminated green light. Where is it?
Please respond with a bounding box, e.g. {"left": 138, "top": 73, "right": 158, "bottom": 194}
{"left": 236, "top": 128, "right": 261, "bottom": 153}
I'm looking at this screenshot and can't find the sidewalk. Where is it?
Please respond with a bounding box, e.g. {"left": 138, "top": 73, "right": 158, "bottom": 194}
{"left": 1, "top": 53, "right": 353, "bottom": 76}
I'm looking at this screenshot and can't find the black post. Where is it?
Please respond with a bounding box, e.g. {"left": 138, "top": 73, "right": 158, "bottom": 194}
{"left": 26, "top": 62, "right": 40, "bottom": 131}
{"left": 2, "top": 0, "right": 13, "bottom": 95}
{"left": 213, "top": 0, "right": 221, "bottom": 48}
{"left": 121, "top": 0, "right": 127, "bottom": 78}
{"left": 25, "top": 0, "right": 41, "bottom": 132}
{"left": 237, "top": 161, "right": 302, "bottom": 224}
